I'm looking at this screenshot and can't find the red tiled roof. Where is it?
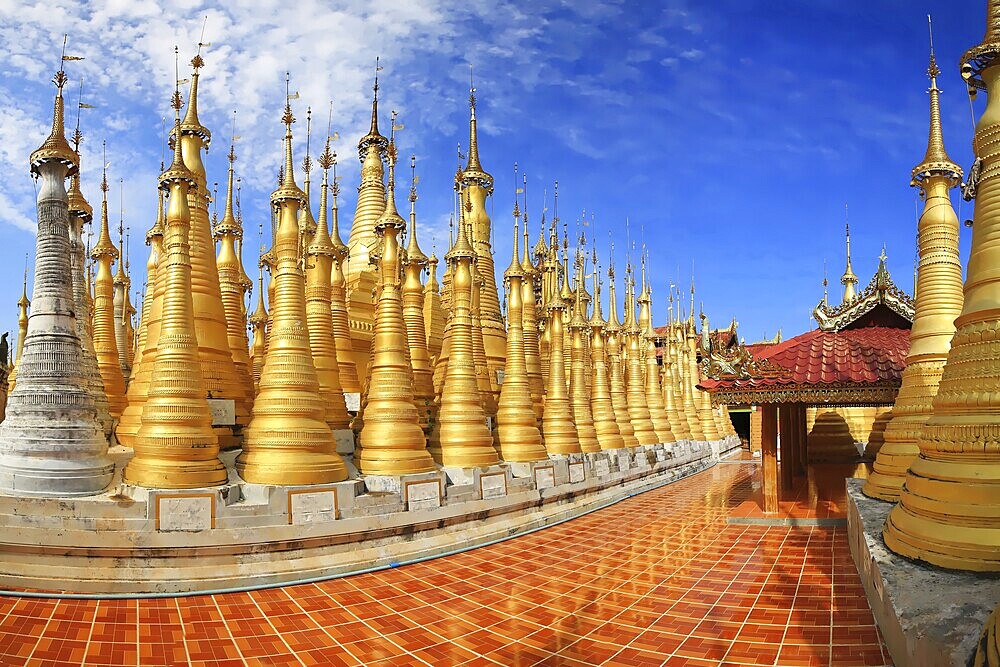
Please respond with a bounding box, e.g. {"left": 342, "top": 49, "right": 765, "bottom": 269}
{"left": 701, "top": 326, "right": 909, "bottom": 391}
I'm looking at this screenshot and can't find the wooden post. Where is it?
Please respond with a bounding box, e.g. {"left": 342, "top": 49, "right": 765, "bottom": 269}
{"left": 778, "top": 404, "right": 794, "bottom": 491}
{"left": 749, "top": 406, "right": 762, "bottom": 453}
{"left": 795, "top": 404, "right": 808, "bottom": 473}
{"left": 760, "top": 403, "right": 779, "bottom": 513}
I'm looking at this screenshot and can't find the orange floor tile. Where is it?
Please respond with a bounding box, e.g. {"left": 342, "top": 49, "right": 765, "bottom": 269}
{"left": 0, "top": 462, "right": 890, "bottom": 666}
{"left": 729, "top": 460, "right": 872, "bottom": 520}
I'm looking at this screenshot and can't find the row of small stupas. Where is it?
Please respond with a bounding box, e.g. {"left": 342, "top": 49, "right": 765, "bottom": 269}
{"left": 0, "top": 47, "right": 735, "bottom": 496}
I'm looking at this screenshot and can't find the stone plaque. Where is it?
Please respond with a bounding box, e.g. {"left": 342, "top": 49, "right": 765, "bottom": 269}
{"left": 617, "top": 452, "right": 631, "bottom": 471}
{"left": 655, "top": 449, "right": 668, "bottom": 462}
{"left": 344, "top": 392, "right": 361, "bottom": 413}
{"left": 595, "top": 459, "right": 610, "bottom": 477}
{"left": 157, "top": 495, "right": 213, "bottom": 532}
{"left": 207, "top": 399, "right": 236, "bottom": 427}
{"left": 406, "top": 480, "right": 441, "bottom": 511}
{"left": 496, "top": 369, "right": 505, "bottom": 385}
{"left": 480, "top": 472, "right": 507, "bottom": 500}
{"left": 289, "top": 490, "right": 337, "bottom": 525}
{"left": 534, "top": 466, "right": 555, "bottom": 490}
{"left": 568, "top": 462, "right": 585, "bottom": 484}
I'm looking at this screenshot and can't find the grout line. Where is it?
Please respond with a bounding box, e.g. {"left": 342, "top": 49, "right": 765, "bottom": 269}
{"left": 21, "top": 598, "right": 56, "bottom": 663}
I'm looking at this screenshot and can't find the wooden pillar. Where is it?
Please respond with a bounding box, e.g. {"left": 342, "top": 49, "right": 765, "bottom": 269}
{"left": 760, "top": 403, "right": 778, "bottom": 513}
{"left": 778, "top": 404, "right": 794, "bottom": 491}
{"left": 795, "top": 404, "right": 808, "bottom": 473}
{"left": 749, "top": 406, "right": 762, "bottom": 453}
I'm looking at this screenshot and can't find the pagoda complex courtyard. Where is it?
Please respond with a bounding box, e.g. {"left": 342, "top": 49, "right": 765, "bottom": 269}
{"left": 4, "top": 2, "right": 1000, "bottom": 666}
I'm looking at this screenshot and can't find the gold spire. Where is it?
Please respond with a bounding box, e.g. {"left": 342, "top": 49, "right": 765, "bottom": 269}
{"left": 238, "top": 81, "right": 347, "bottom": 485}
{"left": 694, "top": 310, "right": 721, "bottom": 441}
{"left": 841, "top": 218, "right": 858, "bottom": 303}
{"left": 214, "top": 119, "right": 254, "bottom": 393}
{"left": 90, "top": 150, "right": 126, "bottom": 418}
{"left": 248, "top": 264, "right": 268, "bottom": 394}
{"left": 424, "top": 251, "right": 445, "bottom": 364}
{"left": 304, "top": 134, "right": 352, "bottom": 434}
{"left": 520, "top": 176, "right": 545, "bottom": 426}
{"left": 29, "top": 60, "right": 77, "bottom": 177}
{"left": 112, "top": 194, "right": 131, "bottom": 382}
{"left": 431, "top": 198, "right": 498, "bottom": 467}
{"left": 568, "top": 249, "right": 600, "bottom": 453}
{"left": 327, "top": 149, "right": 361, "bottom": 393}
{"left": 496, "top": 201, "right": 546, "bottom": 462}
{"left": 401, "top": 154, "right": 436, "bottom": 438}
{"left": 462, "top": 66, "right": 492, "bottom": 185}
{"left": 299, "top": 107, "right": 318, "bottom": 253}
{"left": 606, "top": 258, "right": 639, "bottom": 447}
{"left": 912, "top": 16, "right": 963, "bottom": 186}
{"left": 662, "top": 292, "right": 691, "bottom": 440}
{"left": 9, "top": 263, "right": 30, "bottom": 392}
{"left": 123, "top": 83, "right": 226, "bottom": 488}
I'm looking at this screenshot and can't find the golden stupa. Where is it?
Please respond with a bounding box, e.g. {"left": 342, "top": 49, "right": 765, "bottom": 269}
{"left": 356, "top": 135, "right": 435, "bottom": 476}
{"left": 175, "top": 54, "right": 251, "bottom": 447}
{"left": 495, "top": 198, "right": 546, "bottom": 462}
{"left": 402, "top": 156, "right": 437, "bottom": 438}
{"left": 432, "top": 200, "right": 499, "bottom": 468}
{"left": 122, "top": 88, "right": 226, "bottom": 489}
{"left": 885, "top": 8, "right": 1000, "bottom": 570}
{"left": 588, "top": 256, "right": 626, "bottom": 451}
{"left": 567, "top": 252, "right": 600, "bottom": 454}
{"left": 622, "top": 266, "right": 658, "bottom": 446}
{"left": 520, "top": 182, "right": 545, "bottom": 427}
{"left": 248, "top": 265, "right": 267, "bottom": 395}
{"left": 90, "top": 161, "right": 127, "bottom": 419}
{"left": 237, "top": 87, "right": 347, "bottom": 486}
{"left": 864, "top": 34, "right": 964, "bottom": 501}
{"left": 605, "top": 260, "right": 639, "bottom": 448}
{"left": 638, "top": 260, "right": 674, "bottom": 444}
{"left": 8, "top": 266, "right": 29, "bottom": 393}
{"left": 304, "top": 133, "right": 352, "bottom": 435}
{"left": 214, "top": 128, "right": 255, "bottom": 395}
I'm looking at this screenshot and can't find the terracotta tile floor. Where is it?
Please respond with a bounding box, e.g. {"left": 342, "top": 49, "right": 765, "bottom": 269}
{"left": 729, "top": 461, "right": 873, "bottom": 520}
{"left": 0, "top": 461, "right": 890, "bottom": 666}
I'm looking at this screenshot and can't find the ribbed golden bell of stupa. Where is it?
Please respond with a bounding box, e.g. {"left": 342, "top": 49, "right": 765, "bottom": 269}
{"left": 431, "top": 204, "right": 498, "bottom": 467}
{"left": 8, "top": 272, "right": 29, "bottom": 393}
{"left": 807, "top": 409, "right": 857, "bottom": 463}
{"left": 237, "top": 96, "right": 347, "bottom": 485}
{"left": 622, "top": 268, "right": 657, "bottom": 446}
{"left": 885, "top": 7, "right": 1000, "bottom": 570}
{"left": 176, "top": 55, "right": 251, "bottom": 447}
{"left": 605, "top": 262, "right": 639, "bottom": 447}
{"left": 305, "top": 140, "right": 351, "bottom": 433}
{"left": 214, "top": 136, "right": 255, "bottom": 395}
{"left": 495, "top": 203, "right": 546, "bottom": 462}
{"left": 588, "top": 261, "right": 626, "bottom": 451}
{"left": 568, "top": 257, "right": 600, "bottom": 453}
{"left": 423, "top": 253, "right": 445, "bottom": 365}
{"left": 864, "top": 408, "right": 893, "bottom": 457}
{"left": 90, "top": 165, "right": 127, "bottom": 419}
{"left": 865, "top": 41, "right": 964, "bottom": 501}
{"left": 401, "top": 155, "right": 436, "bottom": 437}
{"left": 248, "top": 266, "right": 267, "bottom": 394}
{"left": 346, "top": 70, "right": 388, "bottom": 286}
{"left": 122, "top": 95, "right": 226, "bottom": 489}
{"left": 66, "top": 139, "right": 112, "bottom": 436}
{"left": 520, "top": 193, "right": 545, "bottom": 427}
{"left": 638, "top": 263, "right": 673, "bottom": 443}
{"left": 541, "top": 263, "right": 581, "bottom": 456}
{"left": 117, "top": 185, "right": 166, "bottom": 447}
{"left": 326, "top": 164, "right": 361, "bottom": 395}
{"left": 560, "top": 245, "right": 574, "bottom": 388}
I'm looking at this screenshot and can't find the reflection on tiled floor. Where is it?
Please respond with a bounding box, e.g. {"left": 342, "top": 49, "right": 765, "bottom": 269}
{"left": 0, "top": 461, "right": 890, "bottom": 666}
{"left": 729, "top": 461, "right": 873, "bottom": 520}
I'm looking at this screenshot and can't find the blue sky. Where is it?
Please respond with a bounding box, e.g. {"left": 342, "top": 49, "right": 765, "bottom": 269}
{"left": 0, "top": 1, "right": 985, "bottom": 346}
